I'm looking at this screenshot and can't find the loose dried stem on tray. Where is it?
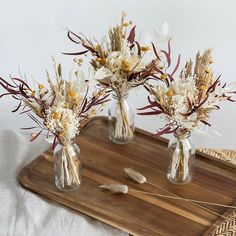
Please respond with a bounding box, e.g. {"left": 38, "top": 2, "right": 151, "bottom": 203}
{"left": 99, "top": 168, "right": 236, "bottom": 221}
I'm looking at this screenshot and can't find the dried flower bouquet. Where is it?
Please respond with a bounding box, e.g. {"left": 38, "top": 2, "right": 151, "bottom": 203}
{"left": 0, "top": 60, "right": 109, "bottom": 190}
{"left": 139, "top": 49, "right": 235, "bottom": 134}
{"left": 138, "top": 49, "right": 236, "bottom": 183}
{"left": 64, "top": 13, "right": 158, "bottom": 143}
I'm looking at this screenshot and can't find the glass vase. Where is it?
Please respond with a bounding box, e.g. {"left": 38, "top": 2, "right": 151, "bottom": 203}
{"left": 53, "top": 141, "right": 82, "bottom": 191}
{"left": 167, "top": 131, "right": 195, "bottom": 185}
{"left": 108, "top": 92, "right": 134, "bottom": 144}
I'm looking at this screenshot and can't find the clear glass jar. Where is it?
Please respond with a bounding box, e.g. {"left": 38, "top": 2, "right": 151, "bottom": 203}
{"left": 167, "top": 131, "right": 195, "bottom": 185}
{"left": 108, "top": 93, "right": 134, "bottom": 144}
{"left": 53, "top": 141, "right": 82, "bottom": 191}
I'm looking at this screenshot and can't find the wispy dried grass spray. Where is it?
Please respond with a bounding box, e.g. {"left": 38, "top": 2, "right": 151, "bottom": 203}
{"left": 98, "top": 168, "right": 236, "bottom": 221}
{"left": 123, "top": 168, "right": 236, "bottom": 218}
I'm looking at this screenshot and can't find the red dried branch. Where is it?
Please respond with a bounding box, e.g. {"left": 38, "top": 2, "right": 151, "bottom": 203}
{"left": 167, "top": 38, "right": 172, "bottom": 56}
{"left": 30, "top": 130, "right": 43, "bottom": 142}
{"left": 154, "top": 125, "right": 177, "bottom": 136}
{"left": 167, "top": 74, "right": 174, "bottom": 82}
{"left": 135, "top": 41, "right": 141, "bottom": 56}
{"left": 20, "top": 126, "right": 39, "bottom": 130}
{"left": 200, "top": 120, "right": 211, "bottom": 126}
{"left": 67, "top": 30, "right": 83, "bottom": 44}
{"left": 127, "top": 26, "right": 136, "bottom": 44}
{"left": 171, "top": 54, "right": 181, "bottom": 76}
{"left": 207, "top": 76, "right": 221, "bottom": 93}
{"left": 12, "top": 101, "right": 22, "bottom": 113}
{"left": 137, "top": 104, "right": 159, "bottom": 110}
{"left": 227, "top": 97, "right": 236, "bottom": 102}
{"left": 151, "top": 61, "right": 164, "bottom": 74}
{"left": 151, "top": 42, "right": 161, "bottom": 60}
{"left": 160, "top": 49, "right": 171, "bottom": 68}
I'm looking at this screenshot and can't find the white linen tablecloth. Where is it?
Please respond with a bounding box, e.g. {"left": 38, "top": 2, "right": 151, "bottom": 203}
{"left": 0, "top": 130, "right": 127, "bottom": 236}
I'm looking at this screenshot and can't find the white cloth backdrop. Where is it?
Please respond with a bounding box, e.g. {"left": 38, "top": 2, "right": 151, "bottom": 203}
{"left": 0, "top": 130, "right": 127, "bottom": 236}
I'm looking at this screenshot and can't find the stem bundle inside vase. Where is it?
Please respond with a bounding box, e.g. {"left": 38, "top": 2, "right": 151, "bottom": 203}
{"left": 54, "top": 142, "right": 81, "bottom": 190}
{"left": 116, "top": 97, "right": 133, "bottom": 139}
{"left": 167, "top": 134, "right": 195, "bottom": 184}
{"left": 109, "top": 93, "right": 134, "bottom": 144}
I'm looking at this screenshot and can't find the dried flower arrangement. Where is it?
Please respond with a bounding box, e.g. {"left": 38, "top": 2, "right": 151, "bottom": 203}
{"left": 0, "top": 60, "right": 109, "bottom": 190}
{"left": 64, "top": 13, "right": 160, "bottom": 144}
{"left": 139, "top": 49, "right": 235, "bottom": 135}
{"left": 138, "top": 48, "right": 236, "bottom": 184}
{"left": 65, "top": 13, "right": 155, "bottom": 96}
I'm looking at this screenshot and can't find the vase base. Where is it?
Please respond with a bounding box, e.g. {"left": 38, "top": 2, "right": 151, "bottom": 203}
{"left": 167, "top": 173, "right": 192, "bottom": 185}
{"left": 109, "top": 135, "right": 133, "bottom": 145}
{"left": 55, "top": 184, "right": 81, "bottom": 192}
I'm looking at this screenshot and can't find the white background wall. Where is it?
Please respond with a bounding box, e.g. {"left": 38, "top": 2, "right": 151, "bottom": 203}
{"left": 0, "top": 0, "right": 236, "bottom": 148}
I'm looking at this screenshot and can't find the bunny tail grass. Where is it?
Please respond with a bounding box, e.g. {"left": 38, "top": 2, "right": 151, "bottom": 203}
{"left": 124, "top": 168, "right": 147, "bottom": 184}
{"left": 99, "top": 184, "right": 129, "bottom": 194}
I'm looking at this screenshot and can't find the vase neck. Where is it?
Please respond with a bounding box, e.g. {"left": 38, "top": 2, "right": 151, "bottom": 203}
{"left": 174, "top": 129, "right": 191, "bottom": 140}
{"left": 112, "top": 92, "right": 128, "bottom": 100}
{"left": 58, "top": 137, "right": 76, "bottom": 147}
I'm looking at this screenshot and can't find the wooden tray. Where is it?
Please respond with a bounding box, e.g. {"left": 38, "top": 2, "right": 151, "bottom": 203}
{"left": 19, "top": 117, "right": 236, "bottom": 236}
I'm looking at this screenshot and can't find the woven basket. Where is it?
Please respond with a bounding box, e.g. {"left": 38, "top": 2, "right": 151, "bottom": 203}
{"left": 198, "top": 148, "right": 236, "bottom": 235}
{"left": 198, "top": 148, "right": 236, "bottom": 165}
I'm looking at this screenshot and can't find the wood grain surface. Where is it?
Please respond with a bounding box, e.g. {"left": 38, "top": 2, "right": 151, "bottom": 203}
{"left": 19, "top": 117, "right": 236, "bottom": 236}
